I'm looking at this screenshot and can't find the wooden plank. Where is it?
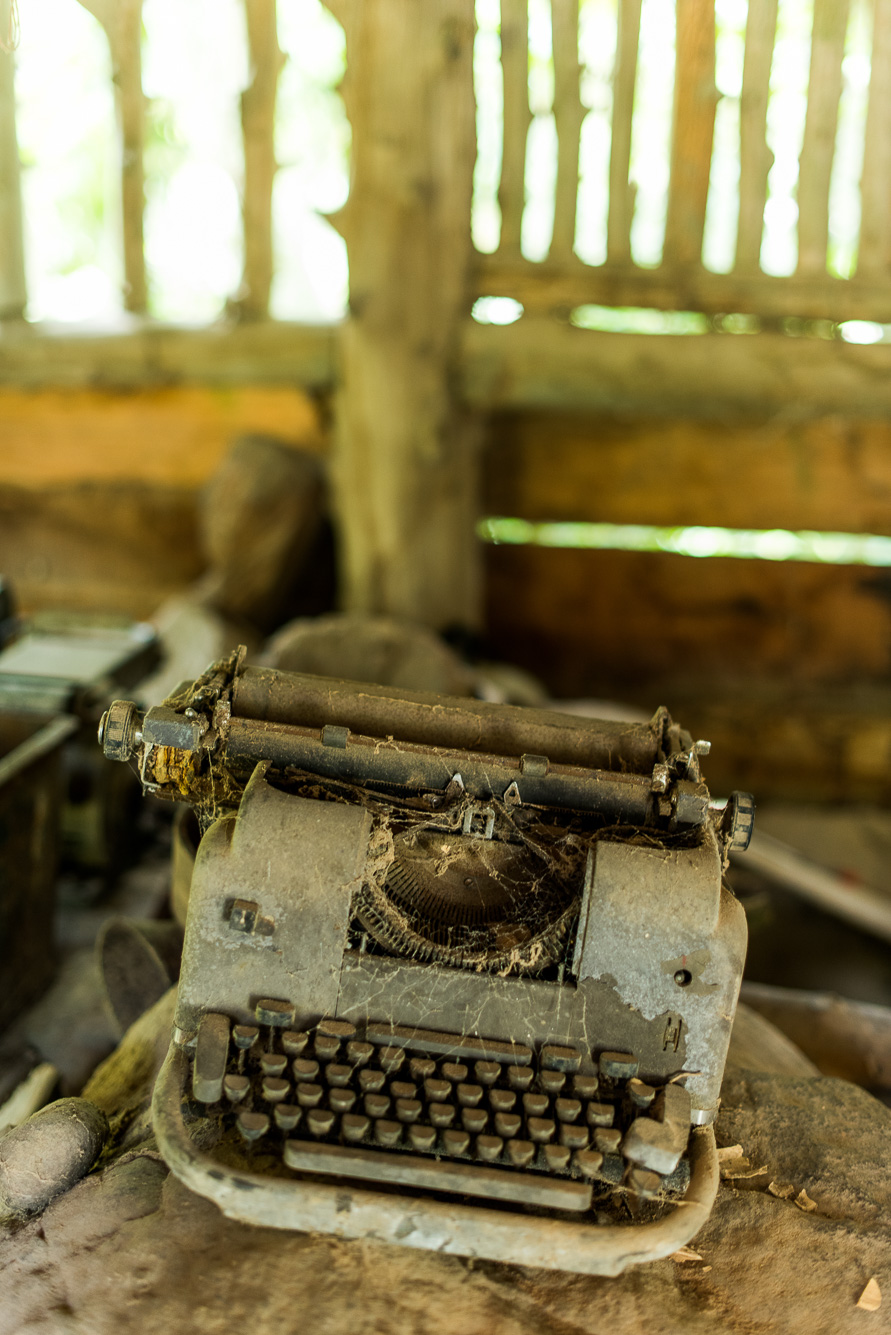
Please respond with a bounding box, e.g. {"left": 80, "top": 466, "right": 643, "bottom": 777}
{"left": 333, "top": 1, "right": 481, "bottom": 630}
{"left": 606, "top": 0, "right": 641, "bottom": 265}
{"left": 475, "top": 252, "right": 891, "bottom": 320}
{"left": 550, "top": 0, "right": 584, "bottom": 261}
{"left": 484, "top": 544, "right": 891, "bottom": 694}
{"left": 460, "top": 315, "right": 891, "bottom": 416}
{"left": 236, "top": 0, "right": 285, "bottom": 319}
{"left": 797, "top": 0, "right": 850, "bottom": 276}
{"left": 735, "top": 0, "right": 778, "bottom": 273}
{"left": 482, "top": 410, "right": 891, "bottom": 534}
{"left": 498, "top": 0, "right": 531, "bottom": 256}
{"left": 0, "top": 321, "right": 337, "bottom": 387}
{"left": 663, "top": 0, "right": 718, "bottom": 268}
{"left": 858, "top": 0, "right": 891, "bottom": 275}
{"left": 0, "top": 0, "right": 25, "bottom": 318}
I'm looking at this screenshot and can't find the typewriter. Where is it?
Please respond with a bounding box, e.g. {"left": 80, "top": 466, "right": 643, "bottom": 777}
{"left": 100, "top": 648, "right": 753, "bottom": 1275}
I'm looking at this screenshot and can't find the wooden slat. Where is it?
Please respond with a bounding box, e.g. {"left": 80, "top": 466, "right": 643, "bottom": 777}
{"left": 460, "top": 315, "right": 891, "bottom": 416}
{"left": 236, "top": 0, "right": 285, "bottom": 319}
{"left": 0, "top": 0, "right": 25, "bottom": 318}
{"left": 550, "top": 0, "right": 584, "bottom": 261}
{"left": 797, "top": 0, "right": 850, "bottom": 276}
{"left": 735, "top": 0, "right": 778, "bottom": 273}
{"left": 483, "top": 410, "right": 891, "bottom": 535}
{"left": 606, "top": 0, "right": 641, "bottom": 264}
{"left": 475, "top": 251, "right": 891, "bottom": 320}
{"left": 498, "top": 0, "right": 531, "bottom": 256}
{"left": 663, "top": 0, "right": 717, "bottom": 267}
{"left": 858, "top": 0, "right": 891, "bottom": 275}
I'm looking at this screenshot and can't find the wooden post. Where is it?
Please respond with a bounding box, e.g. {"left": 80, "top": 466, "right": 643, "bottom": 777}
{"left": 797, "top": 0, "right": 850, "bottom": 276}
{"left": 498, "top": 0, "right": 531, "bottom": 258}
{"left": 663, "top": 0, "right": 718, "bottom": 269}
{"left": 328, "top": 0, "right": 480, "bottom": 630}
{"left": 606, "top": 0, "right": 642, "bottom": 266}
{"left": 550, "top": 0, "right": 584, "bottom": 262}
{"left": 77, "top": 0, "right": 147, "bottom": 313}
{"left": 234, "top": 0, "right": 284, "bottom": 319}
{"left": 0, "top": 0, "right": 26, "bottom": 319}
{"left": 735, "top": 0, "right": 777, "bottom": 273}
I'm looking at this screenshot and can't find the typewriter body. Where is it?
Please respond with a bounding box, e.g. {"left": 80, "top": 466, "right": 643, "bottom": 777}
{"left": 101, "top": 649, "right": 753, "bottom": 1275}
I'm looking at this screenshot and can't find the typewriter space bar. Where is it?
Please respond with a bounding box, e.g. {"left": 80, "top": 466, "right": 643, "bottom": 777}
{"left": 285, "top": 1141, "right": 592, "bottom": 1212}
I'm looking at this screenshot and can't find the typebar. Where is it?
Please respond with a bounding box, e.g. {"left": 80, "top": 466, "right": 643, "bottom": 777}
{"left": 284, "top": 1140, "right": 593, "bottom": 1212}
{"left": 365, "top": 1023, "right": 533, "bottom": 1066}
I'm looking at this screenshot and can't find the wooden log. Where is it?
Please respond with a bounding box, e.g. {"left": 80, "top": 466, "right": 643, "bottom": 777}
{"left": 797, "top": 0, "right": 850, "bottom": 276}
{"left": 735, "top": 0, "right": 778, "bottom": 273}
{"left": 858, "top": 0, "right": 891, "bottom": 275}
{"left": 76, "top": 0, "right": 147, "bottom": 313}
{"left": 0, "top": 0, "right": 25, "bottom": 319}
{"left": 663, "top": 0, "right": 718, "bottom": 268}
{"left": 550, "top": 0, "right": 584, "bottom": 262}
{"left": 475, "top": 251, "right": 891, "bottom": 320}
{"left": 498, "top": 0, "right": 531, "bottom": 256}
{"left": 234, "top": 0, "right": 285, "bottom": 320}
{"left": 606, "top": 0, "right": 642, "bottom": 265}
{"left": 482, "top": 410, "right": 891, "bottom": 534}
{"left": 332, "top": 1, "right": 481, "bottom": 630}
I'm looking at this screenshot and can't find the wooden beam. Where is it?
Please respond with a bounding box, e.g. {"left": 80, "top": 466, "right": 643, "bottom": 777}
{"left": 797, "top": 0, "right": 850, "bottom": 276}
{"left": 606, "top": 0, "right": 641, "bottom": 265}
{"left": 0, "top": 0, "right": 25, "bottom": 319}
{"left": 550, "top": 0, "right": 584, "bottom": 262}
{"left": 332, "top": 1, "right": 481, "bottom": 629}
{"left": 76, "top": 0, "right": 147, "bottom": 313}
{"left": 735, "top": 0, "right": 777, "bottom": 273}
{"left": 498, "top": 0, "right": 531, "bottom": 257}
{"left": 663, "top": 0, "right": 718, "bottom": 268}
{"left": 858, "top": 0, "right": 891, "bottom": 276}
{"left": 475, "top": 251, "right": 891, "bottom": 321}
{"left": 234, "top": 0, "right": 285, "bottom": 320}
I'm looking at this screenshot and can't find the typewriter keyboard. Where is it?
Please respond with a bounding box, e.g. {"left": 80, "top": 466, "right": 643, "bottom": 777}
{"left": 190, "top": 1003, "right": 693, "bottom": 1214}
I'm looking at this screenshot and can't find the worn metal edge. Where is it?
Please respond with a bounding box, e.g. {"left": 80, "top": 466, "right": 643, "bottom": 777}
{"left": 152, "top": 1043, "right": 718, "bottom": 1276}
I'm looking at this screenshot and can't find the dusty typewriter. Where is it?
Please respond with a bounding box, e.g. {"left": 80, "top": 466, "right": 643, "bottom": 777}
{"left": 100, "top": 649, "right": 753, "bottom": 1274}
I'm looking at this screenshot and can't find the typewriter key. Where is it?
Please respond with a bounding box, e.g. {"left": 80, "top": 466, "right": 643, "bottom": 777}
{"left": 506, "top": 1139, "right": 535, "bottom": 1168}
{"left": 627, "top": 1077, "right": 656, "bottom": 1108}
{"left": 233, "top": 1025, "right": 259, "bottom": 1050}
{"left": 358, "top": 1067, "right": 386, "bottom": 1094}
{"left": 375, "top": 1119, "right": 402, "bottom": 1147}
{"left": 364, "top": 1093, "right": 390, "bottom": 1119}
{"left": 527, "top": 1117, "right": 555, "bottom": 1144}
{"left": 237, "top": 1111, "right": 269, "bottom": 1142}
{"left": 559, "top": 1123, "right": 589, "bottom": 1150}
{"left": 317, "top": 1018, "right": 356, "bottom": 1041}
{"left": 329, "top": 1088, "right": 357, "bottom": 1114}
{"left": 326, "top": 1064, "right": 353, "bottom": 1088}
{"left": 489, "top": 1089, "right": 516, "bottom": 1114}
{"left": 281, "top": 1031, "right": 309, "bottom": 1056}
{"left": 494, "top": 1112, "right": 521, "bottom": 1139}
{"left": 314, "top": 1034, "right": 340, "bottom": 1062}
{"left": 474, "top": 1061, "right": 500, "bottom": 1086}
{"left": 379, "top": 1047, "right": 405, "bottom": 1074}
{"left": 586, "top": 1101, "right": 614, "bottom": 1127}
{"left": 540, "top": 1070, "right": 566, "bottom": 1096}
{"left": 346, "top": 1041, "right": 374, "bottom": 1067}
{"left": 223, "top": 1074, "right": 250, "bottom": 1103}
{"left": 541, "top": 1044, "right": 581, "bottom": 1074}
{"left": 429, "top": 1102, "right": 456, "bottom": 1129}
{"left": 507, "top": 1067, "right": 534, "bottom": 1091}
{"left": 574, "top": 1149, "right": 604, "bottom": 1179}
{"left": 543, "top": 1144, "right": 571, "bottom": 1173}
{"left": 628, "top": 1167, "right": 662, "bottom": 1200}
{"left": 441, "top": 1062, "right": 468, "bottom": 1084}
{"left": 442, "top": 1129, "right": 470, "bottom": 1157}
{"left": 296, "top": 1082, "right": 324, "bottom": 1109}
{"left": 456, "top": 1083, "right": 483, "bottom": 1108}
{"left": 262, "top": 1077, "right": 290, "bottom": 1103}
{"left": 522, "top": 1093, "right": 548, "bottom": 1119}
{"left": 572, "top": 1075, "right": 599, "bottom": 1099}
{"left": 307, "top": 1108, "right": 336, "bottom": 1138}
{"left": 424, "top": 1078, "right": 450, "bottom": 1102}
{"left": 395, "top": 1098, "right": 422, "bottom": 1124}
{"left": 555, "top": 1098, "right": 581, "bottom": 1123}
{"left": 594, "top": 1128, "right": 622, "bottom": 1155}
{"left": 260, "top": 1052, "right": 287, "bottom": 1077}
{"left": 476, "top": 1134, "right": 503, "bottom": 1162}
{"left": 292, "top": 1058, "right": 320, "bottom": 1083}
{"left": 273, "top": 1104, "right": 301, "bottom": 1131}
{"left": 256, "top": 999, "right": 295, "bottom": 1028}
{"left": 390, "top": 1081, "right": 417, "bottom": 1101}
{"left": 461, "top": 1107, "right": 488, "bottom": 1135}
{"left": 342, "top": 1114, "right": 370, "bottom": 1143}
{"left": 409, "top": 1058, "right": 436, "bottom": 1080}
{"left": 408, "top": 1124, "right": 437, "bottom": 1153}
{"left": 599, "top": 1051, "right": 639, "bottom": 1081}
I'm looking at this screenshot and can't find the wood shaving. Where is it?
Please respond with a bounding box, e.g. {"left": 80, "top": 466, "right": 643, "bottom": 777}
{"left": 857, "top": 1277, "right": 882, "bottom": 1312}
{"left": 795, "top": 1189, "right": 817, "bottom": 1212}
{"left": 670, "top": 1247, "right": 703, "bottom": 1263}
{"left": 716, "top": 1144, "right": 744, "bottom": 1162}
{"left": 767, "top": 1180, "right": 796, "bottom": 1199}
{"left": 720, "top": 1157, "right": 769, "bottom": 1180}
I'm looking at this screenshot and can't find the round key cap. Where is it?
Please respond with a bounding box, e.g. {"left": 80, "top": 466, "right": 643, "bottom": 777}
{"left": 490, "top": 1089, "right": 516, "bottom": 1114}
{"left": 461, "top": 1107, "right": 488, "bottom": 1134}
{"left": 476, "top": 1134, "right": 503, "bottom": 1162}
{"left": 390, "top": 1081, "right": 417, "bottom": 1101}
{"left": 540, "top": 1070, "right": 565, "bottom": 1096}
{"left": 307, "top": 1107, "right": 335, "bottom": 1137}
{"left": 296, "top": 1082, "right": 324, "bottom": 1109}
{"left": 429, "top": 1102, "right": 456, "bottom": 1128}
{"left": 527, "top": 1116, "right": 555, "bottom": 1144}
{"left": 364, "top": 1093, "right": 390, "bottom": 1118}
{"left": 474, "top": 1061, "right": 501, "bottom": 1086}
{"left": 346, "top": 1041, "right": 374, "bottom": 1067}
{"left": 506, "top": 1138, "right": 535, "bottom": 1168}
{"left": 260, "top": 1052, "right": 287, "bottom": 1077}
{"left": 315, "top": 1034, "right": 340, "bottom": 1062}
{"left": 541, "top": 1044, "right": 581, "bottom": 1073}
{"left": 586, "top": 1100, "right": 614, "bottom": 1127}
{"left": 256, "top": 999, "right": 294, "bottom": 1027}
{"left": 409, "top": 1058, "right": 436, "bottom": 1080}
{"left": 317, "top": 1018, "right": 356, "bottom": 1040}
{"left": 281, "top": 1030, "right": 309, "bottom": 1056}
{"left": 599, "top": 1051, "right": 639, "bottom": 1081}
{"left": 543, "top": 1143, "right": 571, "bottom": 1173}
{"left": 424, "top": 1078, "right": 450, "bottom": 1102}
{"left": 522, "top": 1093, "right": 548, "bottom": 1118}
{"left": 555, "top": 1098, "right": 581, "bottom": 1123}
{"left": 441, "top": 1062, "right": 468, "bottom": 1084}
{"left": 237, "top": 1111, "right": 269, "bottom": 1141}
{"left": 628, "top": 1167, "right": 662, "bottom": 1199}
{"left": 329, "top": 1088, "right": 356, "bottom": 1114}
{"left": 262, "top": 1077, "right": 290, "bottom": 1103}
{"left": 326, "top": 1064, "right": 353, "bottom": 1088}
{"left": 559, "top": 1123, "right": 589, "bottom": 1150}
{"left": 379, "top": 1047, "right": 405, "bottom": 1074}
{"left": 274, "top": 1104, "right": 301, "bottom": 1131}
{"left": 594, "top": 1127, "right": 622, "bottom": 1155}
{"left": 358, "top": 1067, "right": 386, "bottom": 1093}
{"left": 375, "top": 1119, "right": 402, "bottom": 1147}
{"left": 627, "top": 1077, "right": 656, "bottom": 1108}
{"left": 574, "top": 1149, "right": 604, "bottom": 1179}
{"left": 408, "top": 1123, "right": 437, "bottom": 1153}
{"left": 293, "top": 1058, "right": 320, "bottom": 1083}
{"left": 442, "top": 1128, "right": 470, "bottom": 1156}
{"left": 396, "top": 1098, "right": 422, "bottom": 1124}
{"left": 233, "top": 1025, "right": 258, "bottom": 1050}
{"left": 494, "top": 1112, "right": 521, "bottom": 1139}
{"left": 342, "top": 1113, "right": 370, "bottom": 1143}
{"left": 456, "top": 1083, "right": 483, "bottom": 1108}
{"left": 223, "top": 1074, "right": 250, "bottom": 1103}
{"left": 573, "top": 1075, "right": 599, "bottom": 1100}
{"left": 508, "top": 1067, "right": 534, "bottom": 1091}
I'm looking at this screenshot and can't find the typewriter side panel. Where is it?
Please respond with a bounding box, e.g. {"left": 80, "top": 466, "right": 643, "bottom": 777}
{"left": 174, "top": 767, "right": 373, "bottom": 1039}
